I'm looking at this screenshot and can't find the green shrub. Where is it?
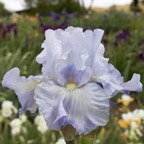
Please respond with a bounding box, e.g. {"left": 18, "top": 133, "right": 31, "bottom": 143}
{"left": 25, "top": 0, "right": 85, "bottom": 15}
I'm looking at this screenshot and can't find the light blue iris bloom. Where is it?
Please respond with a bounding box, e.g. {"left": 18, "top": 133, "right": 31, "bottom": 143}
{"left": 2, "top": 26, "right": 142, "bottom": 135}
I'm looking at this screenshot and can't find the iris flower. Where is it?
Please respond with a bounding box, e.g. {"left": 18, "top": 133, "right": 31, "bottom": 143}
{"left": 40, "top": 20, "right": 67, "bottom": 32}
{"left": 0, "top": 23, "right": 17, "bottom": 38}
{"left": 2, "top": 27, "right": 142, "bottom": 140}
{"left": 50, "top": 12, "right": 61, "bottom": 21}
{"left": 138, "top": 52, "right": 144, "bottom": 61}
{"left": 116, "top": 29, "right": 130, "bottom": 40}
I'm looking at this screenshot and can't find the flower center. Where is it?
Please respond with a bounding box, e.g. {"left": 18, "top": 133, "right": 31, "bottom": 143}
{"left": 66, "top": 83, "right": 77, "bottom": 89}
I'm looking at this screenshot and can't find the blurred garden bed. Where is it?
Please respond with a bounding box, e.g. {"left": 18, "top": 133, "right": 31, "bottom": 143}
{"left": 0, "top": 6, "right": 144, "bottom": 144}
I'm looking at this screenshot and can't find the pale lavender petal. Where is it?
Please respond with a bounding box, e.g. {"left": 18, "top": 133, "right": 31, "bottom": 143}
{"left": 122, "top": 74, "right": 142, "bottom": 92}
{"left": 95, "top": 64, "right": 142, "bottom": 96}
{"left": 2, "top": 67, "right": 43, "bottom": 114}
{"left": 59, "top": 64, "right": 92, "bottom": 87}
{"left": 35, "top": 81, "right": 110, "bottom": 134}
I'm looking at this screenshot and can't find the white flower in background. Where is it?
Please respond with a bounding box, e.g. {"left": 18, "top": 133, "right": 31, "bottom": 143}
{"left": 10, "top": 118, "right": 22, "bottom": 136}
{"left": 1, "top": 100, "right": 18, "bottom": 118}
{"left": 34, "top": 115, "right": 49, "bottom": 134}
{"left": 11, "top": 127, "right": 21, "bottom": 136}
{"left": 55, "top": 138, "right": 66, "bottom": 144}
{"left": 19, "top": 114, "right": 27, "bottom": 122}
{"left": 133, "top": 109, "right": 144, "bottom": 120}
{"left": 34, "top": 115, "right": 45, "bottom": 125}
{"left": 122, "top": 112, "right": 133, "bottom": 121}
{"left": 10, "top": 118, "right": 22, "bottom": 127}
{"left": 2, "top": 100, "right": 13, "bottom": 108}
{"left": 122, "top": 95, "right": 133, "bottom": 101}
{"left": 95, "top": 139, "right": 100, "bottom": 144}
{"left": 119, "top": 109, "right": 144, "bottom": 142}
{"left": 118, "top": 94, "right": 134, "bottom": 106}
{"left": 122, "top": 109, "right": 144, "bottom": 122}
{"left": 128, "top": 121, "right": 142, "bottom": 141}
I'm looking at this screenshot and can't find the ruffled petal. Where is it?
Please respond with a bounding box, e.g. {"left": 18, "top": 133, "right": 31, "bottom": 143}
{"left": 34, "top": 81, "right": 67, "bottom": 130}
{"left": 65, "top": 26, "right": 83, "bottom": 34}
{"left": 92, "top": 44, "right": 109, "bottom": 75}
{"left": 2, "top": 68, "right": 43, "bottom": 114}
{"left": 36, "top": 29, "right": 62, "bottom": 80}
{"left": 36, "top": 27, "right": 104, "bottom": 84}
{"left": 35, "top": 81, "right": 110, "bottom": 134}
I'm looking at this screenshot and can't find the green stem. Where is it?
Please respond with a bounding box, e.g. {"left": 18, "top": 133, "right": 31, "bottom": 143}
{"left": 124, "top": 59, "right": 131, "bottom": 81}
{"left": 4, "top": 119, "right": 9, "bottom": 144}
{"left": 66, "top": 140, "right": 75, "bottom": 144}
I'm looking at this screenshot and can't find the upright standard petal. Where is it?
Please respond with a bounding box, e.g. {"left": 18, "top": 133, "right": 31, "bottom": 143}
{"left": 36, "top": 27, "right": 104, "bottom": 82}
{"left": 2, "top": 68, "right": 43, "bottom": 114}
{"left": 35, "top": 81, "right": 110, "bottom": 135}
{"left": 36, "top": 29, "right": 62, "bottom": 80}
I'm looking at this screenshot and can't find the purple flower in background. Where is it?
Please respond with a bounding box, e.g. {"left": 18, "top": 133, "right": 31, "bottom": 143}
{"left": 62, "top": 9, "right": 77, "bottom": 19}
{"left": 40, "top": 20, "right": 68, "bottom": 32}
{"left": 40, "top": 24, "right": 53, "bottom": 32}
{"left": 116, "top": 30, "right": 130, "bottom": 40}
{"left": 50, "top": 9, "right": 77, "bottom": 21}
{"left": 6, "top": 23, "right": 17, "bottom": 36}
{"left": 0, "top": 22, "right": 17, "bottom": 38}
{"left": 138, "top": 52, "right": 144, "bottom": 61}
{"left": 50, "top": 12, "right": 61, "bottom": 21}
{"left": 2, "top": 27, "right": 142, "bottom": 141}
{"left": 39, "top": 9, "right": 77, "bottom": 33}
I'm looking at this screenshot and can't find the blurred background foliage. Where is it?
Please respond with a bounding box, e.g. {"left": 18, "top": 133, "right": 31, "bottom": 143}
{"left": 25, "top": 0, "right": 85, "bottom": 15}
{"left": 0, "top": 3, "right": 10, "bottom": 16}
{"left": 0, "top": 0, "right": 144, "bottom": 144}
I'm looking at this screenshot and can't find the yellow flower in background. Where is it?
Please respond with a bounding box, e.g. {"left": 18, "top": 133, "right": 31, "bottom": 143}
{"left": 120, "top": 133, "right": 127, "bottom": 142}
{"left": 117, "top": 94, "right": 134, "bottom": 106}
{"left": 119, "top": 109, "right": 144, "bottom": 141}
{"left": 118, "top": 119, "right": 130, "bottom": 129}
{"left": 119, "top": 109, "right": 144, "bottom": 129}
{"left": 135, "top": 119, "right": 142, "bottom": 126}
